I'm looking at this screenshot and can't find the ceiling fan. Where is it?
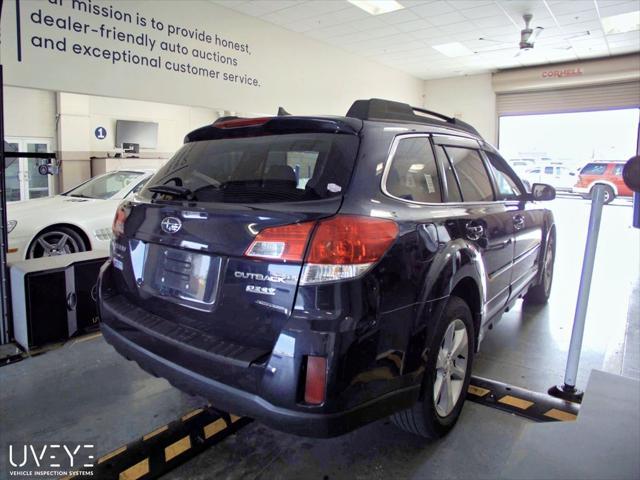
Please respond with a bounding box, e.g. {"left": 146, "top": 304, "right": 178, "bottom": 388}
{"left": 518, "top": 13, "right": 543, "bottom": 51}
{"left": 476, "top": 13, "right": 590, "bottom": 57}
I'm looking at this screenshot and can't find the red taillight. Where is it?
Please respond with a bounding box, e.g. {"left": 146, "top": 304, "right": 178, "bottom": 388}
{"left": 306, "top": 215, "right": 398, "bottom": 264}
{"left": 112, "top": 205, "right": 130, "bottom": 236}
{"left": 245, "top": 216, "right": 398, "bottom": 284}
{"left": 215, "top": 117, "right": 271, "bottom": 129}
{"left": 245, "top": 222, "right": 315, "bottom": 262}
{"left": 304, "top": 356, "right": 327, "bottom": 405}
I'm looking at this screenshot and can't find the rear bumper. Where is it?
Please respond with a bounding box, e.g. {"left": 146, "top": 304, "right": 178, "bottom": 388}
{"left": 101, "top": 322, "right": 418, "bottom": 437}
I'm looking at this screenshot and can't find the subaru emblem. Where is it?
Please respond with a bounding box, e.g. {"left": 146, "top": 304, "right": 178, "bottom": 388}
{"left": 161, "top": 216, "right": 182, "bottom": 234}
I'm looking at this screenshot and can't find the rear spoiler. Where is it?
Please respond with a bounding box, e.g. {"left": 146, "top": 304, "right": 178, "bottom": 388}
{"left": 186, "top": 115, "right": 360, "bottom": 143}
{"left": 212, "top": 107, "right": 291, "bottom": 126}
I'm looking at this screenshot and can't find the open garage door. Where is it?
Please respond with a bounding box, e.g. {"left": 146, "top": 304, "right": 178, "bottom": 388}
{"left": 497, "top": 81, "right": 640, "bottom": 116}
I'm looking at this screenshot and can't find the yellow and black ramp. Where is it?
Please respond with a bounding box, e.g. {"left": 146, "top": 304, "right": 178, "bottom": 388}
{"left": 467, "top": 376, "right": 580, "bottom": 422}
{"left": 69, "top": 407, "right": 251, "bottom": 479}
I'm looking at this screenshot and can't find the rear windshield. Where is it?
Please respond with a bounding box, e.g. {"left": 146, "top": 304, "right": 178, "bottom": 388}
{"left": 580, "top": 163, "right": 608, "bottom": 175}
{"left": 140, "top": 133, "right": 358, "bottom": 204}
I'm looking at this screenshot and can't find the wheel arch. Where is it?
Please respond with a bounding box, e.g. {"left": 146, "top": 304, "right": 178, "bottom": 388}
{"left": 449, "top": 277, "right": 482, "bottom": 351}
{"left": 589, "top": 180, "right": 617, "bottom": 195}
{"left": 415, "top": 241, "right": 486, "bottom": 352}
{"left": 25, "top": 223, "right": 92, "bottom": 259}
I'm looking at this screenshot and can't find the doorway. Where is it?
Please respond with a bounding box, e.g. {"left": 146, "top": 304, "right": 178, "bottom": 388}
{"left": 4, "top": 137, "right": 54, "bottom": 202}
{"left": 498, "top": 108, "right": 640, "bottom": 180}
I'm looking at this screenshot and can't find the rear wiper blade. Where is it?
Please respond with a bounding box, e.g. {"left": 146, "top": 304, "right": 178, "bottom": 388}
{"left": 148, "top": 185, "right": 195, "bottom": 200}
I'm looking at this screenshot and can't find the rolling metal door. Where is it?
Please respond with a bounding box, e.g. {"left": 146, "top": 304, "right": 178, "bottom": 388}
{"left": 497, "top": 81, "right": 640, "bottom": 116}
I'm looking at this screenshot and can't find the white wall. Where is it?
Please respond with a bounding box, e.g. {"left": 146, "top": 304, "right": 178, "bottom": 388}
{"left": 87, "top": 95, "right": 219, "bottom": 154}
{"left": 54, "top": 91, "right": 223, "bottom": 189}
{"left": 423, "top": 73, "right": 497, "bottom": 144}
{"left": 1, "top": 0, "right": 423, "bottom": 116}
{"left": 2, "top": 86, "right": 57, "bottom": 143}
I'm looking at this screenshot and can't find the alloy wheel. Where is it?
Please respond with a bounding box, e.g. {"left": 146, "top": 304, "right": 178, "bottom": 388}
{"left": 434, "top": 318, "right": 469, "bottom": 417}
{"left": 28, "top": 230, "right": 84, "bottom": 258}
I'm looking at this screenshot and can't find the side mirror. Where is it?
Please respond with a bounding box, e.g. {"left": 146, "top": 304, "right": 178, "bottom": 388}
{"left": 530, "top": 183, "right": 556, "bottom": 201}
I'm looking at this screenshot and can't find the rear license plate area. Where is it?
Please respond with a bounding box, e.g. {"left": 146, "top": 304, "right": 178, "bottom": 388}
{"left": 139, "top": 243, "right": 222, "bottom": 311}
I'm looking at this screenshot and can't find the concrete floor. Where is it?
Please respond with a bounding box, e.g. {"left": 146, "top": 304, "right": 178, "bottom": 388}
{"left": 0, "top": 196, "right": 638, "bottom": 479}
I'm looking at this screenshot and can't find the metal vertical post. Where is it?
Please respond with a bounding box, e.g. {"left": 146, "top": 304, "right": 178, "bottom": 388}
{"left": 549, "top": 184, "right": 606, "bottom": 402}
{"left": 0, "top": 64, "right": 10, "bottom": 344}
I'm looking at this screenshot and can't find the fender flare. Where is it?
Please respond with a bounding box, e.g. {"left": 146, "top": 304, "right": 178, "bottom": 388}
{"left": 416, "top": 239, "right": 487, "bottom": 342}
{"left": 588, "top": 180, "right": 618, "bottom": 195}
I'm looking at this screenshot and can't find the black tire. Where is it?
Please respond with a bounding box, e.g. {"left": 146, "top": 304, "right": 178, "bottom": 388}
{"left": 524, "top": 230, "right": 555, "bottom": 305}
{"left": 27, "top": 226, "right": 89, "bottom": 259}
{"left": 391, "top": 296, "right": 475, "bottom": 439}
{"left": 599, "top": 185, "right": 615, "bottom": 204}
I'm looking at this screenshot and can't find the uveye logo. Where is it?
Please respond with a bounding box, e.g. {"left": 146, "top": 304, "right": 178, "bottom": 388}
{"left": 7, "top": 443, "right": 96, "bottom": 477}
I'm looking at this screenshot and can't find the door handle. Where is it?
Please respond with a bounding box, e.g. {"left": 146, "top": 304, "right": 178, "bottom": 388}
{"left": 513, "top": 215, "right": 525, "bottom": 230}
{"left": 465, "top": 221, "right": 485, "bottom": 241}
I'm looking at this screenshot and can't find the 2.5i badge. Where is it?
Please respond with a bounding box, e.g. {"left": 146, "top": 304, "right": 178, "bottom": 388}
{"left": 246, "top": 285, "right": 276, "bottom": 296}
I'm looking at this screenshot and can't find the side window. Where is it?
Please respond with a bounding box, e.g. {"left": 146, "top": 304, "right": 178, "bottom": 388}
{"left": 581, "top": 163, "right": 607, "bottom": 175}
{"left": 435, "top": 145, "right": 462, "bottom": 202}
{"left": 544, "top": 166, "right": 554, "bottom": 175}
{"left": 445, "top": 147, "right": 494, "bottom": 202}
{"left": 485, "top": 150, "right": 523, "bottom": 200}
{"left": 613, "top": 164, "right": 624, "bottom": 176}
{"left": 386, "top": 137, "right": 442, "bottom": 203}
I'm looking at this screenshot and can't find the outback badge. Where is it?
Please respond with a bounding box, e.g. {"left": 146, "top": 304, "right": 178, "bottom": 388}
{"left": 161, "top": 216, "right": 182, "bottom": 234}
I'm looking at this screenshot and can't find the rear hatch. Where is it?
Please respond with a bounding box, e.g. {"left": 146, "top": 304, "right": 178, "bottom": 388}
{"left": 110, "top": 116, "right": 361, "bottom": 352}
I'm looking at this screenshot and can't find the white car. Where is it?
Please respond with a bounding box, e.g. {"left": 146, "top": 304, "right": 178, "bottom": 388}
{"left": 523, "top": 165, "right": 577, "bottom": 193}
{"left": 6, "top": 169, "right": 154, "bottom": 263}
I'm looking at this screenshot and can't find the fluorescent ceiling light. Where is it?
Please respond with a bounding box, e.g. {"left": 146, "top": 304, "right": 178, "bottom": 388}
{"left": 601, "top": 11, "right": 640, "bottom": 35}
{"left": 347, "top": 0, "right": 404, "bottom": 16}
{"left": 432, "top": 42, "right": 474, "bottom": 58}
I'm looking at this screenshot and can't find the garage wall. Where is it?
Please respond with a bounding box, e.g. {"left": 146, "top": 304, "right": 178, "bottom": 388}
{"left": 0, "top": 0, "right": 423, "bottom": 117}
{"left": 87, "top": 95, "right": 220, "bottom": 153}
{"left": 2, "top": 86, "right": 57, "bottom": 143}
{"left": 423, "top": 73, "right": 497, "bottom": 144}
{"left": 56, "top": 91, "right": 223, "bottom": 190}
{"left": 492, "top": 54, "right": 640, "bottom": 93}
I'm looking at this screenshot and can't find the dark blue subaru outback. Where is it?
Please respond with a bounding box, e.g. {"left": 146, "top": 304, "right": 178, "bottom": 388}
{"left": 98, "top": 99, "right": 556, "bottom": 438}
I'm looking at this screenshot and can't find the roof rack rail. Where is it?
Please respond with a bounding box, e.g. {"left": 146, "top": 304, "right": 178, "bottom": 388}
{"left": 346, "top": 98, "right": 481, "bottom": 137}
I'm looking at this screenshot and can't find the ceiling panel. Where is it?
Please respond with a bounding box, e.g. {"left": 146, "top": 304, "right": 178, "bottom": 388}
{"left": 211, "top": 0, "right": 640, "bottom": 79}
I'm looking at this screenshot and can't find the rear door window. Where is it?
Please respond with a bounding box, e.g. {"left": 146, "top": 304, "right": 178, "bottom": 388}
{"left": 141, "top": 133, "right": 358, "bottom": 204}
{"left": 581, "top": 163, "right": 607, "bottom": 175}
{"left": 445, "top": 147, "right": 494, "bottom": 202}
{"left": 613, "top": 164, "right": 624, "bottom": 176}
{"left": 385, "top": 136, "right": 442, "bottom": 203}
